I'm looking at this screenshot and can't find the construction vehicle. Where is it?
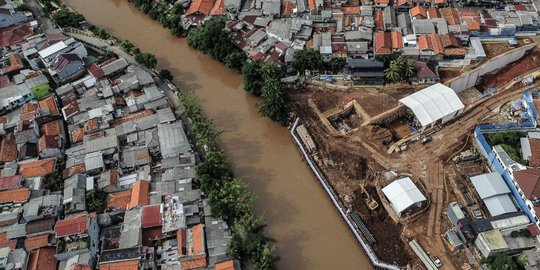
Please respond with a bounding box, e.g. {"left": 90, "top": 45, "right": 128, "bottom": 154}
{"left": 360, "top": 183, "right": 379, "bottom": 210}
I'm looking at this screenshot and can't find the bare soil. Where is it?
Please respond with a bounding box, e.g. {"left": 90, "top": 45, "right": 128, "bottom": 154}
{"left": 439, "top": 68, "right": 463, "bottom": 83}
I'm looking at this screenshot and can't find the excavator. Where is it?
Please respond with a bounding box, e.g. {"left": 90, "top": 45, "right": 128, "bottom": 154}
{"left": 360, "top": 183, "right": 379, "bottom": 211}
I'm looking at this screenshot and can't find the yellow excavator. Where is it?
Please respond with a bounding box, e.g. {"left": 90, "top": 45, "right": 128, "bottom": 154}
{"left": 360, "top": 183, "right": 379, "bottom": 211}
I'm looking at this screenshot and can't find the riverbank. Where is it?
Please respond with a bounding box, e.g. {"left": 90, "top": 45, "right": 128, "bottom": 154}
{"left": 63, "top": 0, "right": 373, "bottom": 269}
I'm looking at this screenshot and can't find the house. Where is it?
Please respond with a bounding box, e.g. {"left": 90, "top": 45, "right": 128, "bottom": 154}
{"left": 63, "top": 174, "right": 87, "bottom": 214}
{"left": 374, "top": 31, "right": 402, "bottom": 55}
{"left": 177, "top": 224, "right": 207, "bottom": 270}
{"left": 18, "top": 158, "right": 56, "bottom": 178}
{"left": 54, "top": 213, "right": 100, "bottom": 261}
{"left": 107, "top": 190, "right": 132, "bottom": 211}
{"left": 0, "top": 187, "right": 29, "bottom": 203}
{"left": 25, "top": 73, "right": 50, "bottom": 100}
{"left": 410, "top": 6, "right": 427, "bottom": 20}
{"left": 49, "top": 53, "right": 85, "bottom": 83}
{"left": 395, "top": 0, "right": 413, "bottom": 11}
{"left": 157, "top": 122, "right": 192, "bottom": 159}
{"left": 0, "top": 22, "right": 33, "bottom": 49}
{"left": 98, "top": 247, "right": 141, "bottom": 270}
{"left": 446, "top": 202, "right": 474, "bottom": 245}
{"left": 513, "top": 169, "right": 540, "bottom": 228}
{"left": 413, "top": 61, "right": 439, "bottom": 84}
{"left": 417, "top": 34, "right": 443, "bottom": 59}
{"left": 346, "top": 58, "right": 385, "bottom": 86}
{"left": 25, "top": 234, "right": 53, "bottom": 251}
{"left": 27, "top": 247, "right": 57, "bottom": 270}
{"left": 23, "top": 194, "right": 61, "bottom": 222}
{"left": 128, "top": 180, "right": 150, "bottom": 210}
{"left": 38, "top": 135, "right": 61, "bottom": 159}
{"left": 97, "top": 169, "right": 119, "bottom": 193}
{"left": 0, "top": 132, "right": 17, "bottom": 163}
{"left": 382, "top": 6, "right": 396, "bottom": 31}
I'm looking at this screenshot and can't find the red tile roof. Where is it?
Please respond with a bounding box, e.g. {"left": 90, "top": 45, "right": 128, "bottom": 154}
{"left": 38, "top": 96, "right": 59, "bottom": 116}
{"left": 417, "top": 34, "right": 443, "bottom": 54}
{"left": 374, "top": 10, "right": 384, "bottom": 31}
{"left": 374, "top": 0, "right": 390, "bottom": 5}
{"left": 179, "top": 224, "right": 207, "bottom": 270}
{"left": 40, "top": 120, "right": 63, "bottom": 137}
{"left": 308, "top": 0, "right": 317, "bottom": 11}
{"left": 24, "top": 234, "right": 51, "bottom": 250}
{"left": 142, "top": 227, "right": 163, "bottom": 246}
{"left": 391, "top": 31, "right": 403, "bottom": 49}
{"left": 0, "top": 75, "right": 11, "bottom": 88}
{"left": 374, "top": 31, "right": 392, "bottom": 55}
{"left": 441, "top": 7, "right": 460, "bottom": 25}
{"left": 0, "top": 187, "right": 29, "bottom": 203}
{"left": 415, "top": 61, "right": 437, "bottom": 78}
{"left": 410, "top": 6, "right": 427, "bottom": 19}
{"left": 514, "top": 4, "right": 528, "bottom": 11}
{"left": 18, "top": 158, "right": 56, "bottom": 178}
{"left": 440, "top": 33, "right": 461, "bottom": 48}
{"left": 514, "top": 168, "right": 540, "bottom": 200}
{"left": 0, "top": 23, "right": 32, "bottom": 48}
{"left": 215, "top": 261, "right": 235, "bottom": 270}
{"left": 0, "top": 175, "right": 21, "bottom": 190}
{"left": 141, "top": 204, "right": 162, "bottom": 228}
{"left": 186, "top": 0, "right": 215, "bottom": 16}
{"left": 128, "top": 180, "right": 149, "bottom": 210}
{"left": 468, "top": 21, "right": 481, "bottom": 31}
{"left": 87, "top": 63, "right": 104, "bottom": 79}
{"left": 55, "top": 213, "right": 88, "bottom": 237}
{"left": 434, "top": 0, "right": 448, "bottom": 4}
{"left": 210, "top": 0, "right": 224, "bottom": 15}
{"left": 99, "top": 260, "right": 140, "bottom": 270}
{"left": 107, "top": 190, "right": 131, "bottom": 210}
{"left": 2, "top": 53, "right": 23, "bottom": 74}
{"left": 0, "top": 132, "right": 17, "bottom": 162}
{"left": 396, "top": 0, "right": 413, "bottom": 7}
{"left": 38, "top": 135, "right": 59, "bottom": 153}
{"left": 112, "top": 110, "right": 154, "bottom": 127}
{"left": 342, "top": 7, "right": 360, "bottom": 15}
{"left": 27, "top": 247, "right": 57, "bottom": 270}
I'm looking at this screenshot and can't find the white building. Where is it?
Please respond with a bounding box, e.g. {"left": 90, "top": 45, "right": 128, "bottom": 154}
{"left": 382, "top": 177, "right": 427, "bottom": 217}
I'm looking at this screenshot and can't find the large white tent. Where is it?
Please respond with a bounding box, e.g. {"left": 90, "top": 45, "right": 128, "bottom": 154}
{"left": 399, "top": 83, "right": 465, "bottom": 130}
{"left": 470, "top": 172, "right": 517, "bottom": 217}
{"left": 382, "top": 177, "right": 427, "bottom": 217}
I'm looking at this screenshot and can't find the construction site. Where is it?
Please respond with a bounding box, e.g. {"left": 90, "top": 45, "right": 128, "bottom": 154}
{"left": 291, "top": 42, "right": 540, "bottom": 269}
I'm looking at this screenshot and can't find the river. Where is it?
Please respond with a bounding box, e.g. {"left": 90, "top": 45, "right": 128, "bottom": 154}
{"left": 64, "top": 1, "right": 371, "bottom": 268}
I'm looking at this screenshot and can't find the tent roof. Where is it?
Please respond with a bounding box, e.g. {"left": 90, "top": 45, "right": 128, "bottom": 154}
{"left": 399, "top": 83, "right": 464, "bottom": 127}
{"left": 382, "top": 177, "right": 427, "bottom": 215}
{"left": 470, "top": 172, "right": 511, "bottom": 199}
{"left": 484, "top": 195, "right": 517, "bottom": 217}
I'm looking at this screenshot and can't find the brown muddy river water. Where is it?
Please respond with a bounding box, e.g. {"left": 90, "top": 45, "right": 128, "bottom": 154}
{"left": 64, "top": 0, "right": 372, "bottom": 268}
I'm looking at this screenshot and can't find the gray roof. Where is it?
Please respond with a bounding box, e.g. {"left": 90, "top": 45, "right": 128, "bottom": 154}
{"left": 0, "top": 84, "right": 31, "bottom": 108}
{"left": 23, "top": 194, "right": 62, "bottom": 220}
{"left": 115, "top": 114, "right": 159, "bottom": 136}
{"left": 25, "top": 74, "right": 49, "bottom": 89}
{"left": 119, "top": 208, "right": 142, "bottom": 248}
{"left": 346, "top": 42, "right": 369, "bottom": 53}
{"left": 83, "top": 128, "right": 118, "bottom": 153}
{"left": 157, "top": 122, "right": 191, "bottom": 159}
{"left": 101, "top": 58, "right": 128, "bottom": 76}
{"left": 483, "top": 195, "right": 517, "bottom": 217}
{"left": 84, "top": 151, "right": 104, "bottom": 171}
{"left": 344, "top": 29, "right": 372, "bottom": 41}
{"left": 157, "top": 108, "right": 176, "bottom": 124}
{"left": 268, "top": 19, "right": 291, "bottom": 41}
{"left": 470, "top": 172, "right": 511, "bottom": 199}
{"left": 262, "top": 0, "right": 280, "bottom": 15}
{"left": 204, "top": 211, "right": 232, "bottom": 266}
{"left": 128, "top": 65, "right": 154, "bottom": 86}
{"left": 161, "top": 166, "right": 195, "bottom": 182}
{"left": 55, "top": 83, "right": 74, "bottom": 96}
{"left": 413, "top": 19, "right": 436, "bottom": 34}
{"left": 121, "top": 148, "right": 151, "bottom": 168}
{"left": 383, "top": 6, "right": 396, "bottom": 28}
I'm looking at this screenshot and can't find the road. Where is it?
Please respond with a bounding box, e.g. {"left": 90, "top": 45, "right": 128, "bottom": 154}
{"left": 25, "top": 0, "right": 55, "bottom": 33}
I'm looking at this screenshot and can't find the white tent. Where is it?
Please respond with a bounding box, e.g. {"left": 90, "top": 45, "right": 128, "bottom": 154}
{"left": 382, "top": 177, "right": 427, "bottom": 216}
{"left": 399, "top": 83, "right": 464, "bottom": 130}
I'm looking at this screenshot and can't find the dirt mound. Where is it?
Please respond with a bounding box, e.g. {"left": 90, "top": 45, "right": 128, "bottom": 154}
{"left": 369, "top": 125, "right": 394, "bottom": 146}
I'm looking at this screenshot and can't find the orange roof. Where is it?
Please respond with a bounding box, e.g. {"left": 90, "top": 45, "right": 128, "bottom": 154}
{"left": 374, "top": 10, "right": 384, "bottom": 31}
{"left": 410, "top": 6, "right": 427, "bottom": 19}
{"left": 40, "top": 120, "right": 62, "bottom": 136}
{"left": 417, "top": 34, "right": 443, "bottom": 54}
{"left": 38, "top": 135, "right": 59, "bottom": 153}
{"left": 374, "top": 0, "right": 390, "bottom": 4}
{"left": 215, "top": 261, "right": 235, "bottom": 270}
{"left": 468, "top": 21, "right": 481, "bottom": 31}
{"left": 342, "top": 7, "right": 360, "bottom": 15}
{"left": 27, "top": 247, "right": 57, "bottom": 270}
{"left": 186, "top": 0, "right": 215, "bottom": 16}
{"left": 99, "top": 260, "right": 140, "bottom": 270}
{"left": 18, "top": 159, "right": 56, "bottom": 178}
{"left": 22, "top": 102, "right": 38, "bottom": 113}
{"left": 210, "top": 0, "right": 224, "bottom": 15}
{"left": 0, "top": 187, "right": 29, "bottom": 203}
{"left": 396, "top": 0, "right": 413, "bottom": 7}
{"left": 308, "top": 0, "right": 317, "bottom": 11}
{"left": 38, "top": 96, "right": 59, "bottom": 116}
{"left": 70, "top": 127, "right": 86, "bottom": 143}
{"left": 107, "top": 190, "right": 131, "bottom": 210}
{"left": 24, "top": 234, "right": 50, "bottom": 250}
{"left": 182, "top": 256, "right": 207, "bottom": 270}
{"left": 391, "top": 31, "right": 403, "bottom": 49}
{"left": 128, "top": 180, "right": 149, "bottom": 210}
{"left": 441, "top": 7, "right": 460, "bottom": 25}
{"left": 112, "top": 110, "right": 154, "bottom": 127}
{"left": 428, "top": 7, "right": 441, "bottom": 18}
{"left": 434, "top": 0, "right": 448, "bottom": 4}
{"left": 374, "top": 31, "right": 392, "bottom": 54}
{"left": 191, "top": 224, "right": 205, "bottom": 256}
{"left": 178, "top": 224, "right": 207, "bottom": 269}
{"left": 0, "top": 132, "right": 17, "bottom": 162}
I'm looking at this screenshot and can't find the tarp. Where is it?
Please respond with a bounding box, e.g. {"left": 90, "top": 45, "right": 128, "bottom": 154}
{"left": 399, "top": 83, "right": 464, "bottom": 128}
{"left": 382, "top": 177, "right": 427, "bottom": 216}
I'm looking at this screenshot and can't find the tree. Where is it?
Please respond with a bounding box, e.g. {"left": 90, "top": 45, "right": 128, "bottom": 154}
{"left": 192, "top": 118, "right": 221, "bottom": 149}
{"left": 291, "top": 49, "right": 323, "bottom": 75}
{"left": 86, "top": 189, "right": 107, "bottom": 213}
{"left": 403, "top": 59, "right": 417, "bottom": 79}
{"left": 90, "top": 26, "right": 110, "bottom": 40}
{"left": 241, "top": 61, "right": 263, "bottom": 96}
{"left": 120, "top": 40, "right": 135, "bottom": 54}
{"left": 44, "top": 172, "right": 63, "bottom": 191}
{"left": 324, "top": 58, "right": 346, "bottom": 74}
{"left": 261, "top": 62, "right": 283, "bottom": 81}
{"left": 208, "top": 177, "right": 254, "bottom": 220}
{"left": 158, "top": 69, "right": 173, "bottom": 81}
{"left": 177, "top": 92, "right": 201, "bottom": 119}
{"left": 259, "top": 78, "right": 290, "bottom": 124}
{"left": 254, "top": 243, "right": 278, "bottom": 270}
{"left": 196, "top": 150, "right": 232, "bottom": 192}
{"left": 384, "top": 63, "right": 401, "bottom": 83}
{"left": 225, "top": 52, "right": 246, "bottom": 70}
{"left": 481, "top": 255, "right": 518, "bottom": 270}
{"left": 51, "top": 9, "right": 85, "bottom": 28}
{"left": 134, "top": 52, "right": 157, "bottom": 69}
{"left": 187, "top": 19, "right": 239, "bottom": 62}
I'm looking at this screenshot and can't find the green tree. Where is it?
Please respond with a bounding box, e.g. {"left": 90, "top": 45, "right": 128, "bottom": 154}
{"left": 134, "top": 52, "right": 157, "bottom": 69}
{"left": 177, "top": 92, "right": 201, "bottom": 119}
{"left": 208, "top": 177, "right": 254, "bottom": 220}
{"left": 90, "top": 26, "right": 110, "bottom": 39}
{"left": 196, "top": 150, "right": 232, "bottom": 192}
{"left": 44, "top": 172, "right": 63, "bottom": 191}
{"left": 187, "top": 19, "right": 239, "bottom": 62}
{"left": 241, "top": 61, "right": 263, "bottom": 96}
{"left": 254, "top": 243, "right": 278, "bottom": 270}
{"left": 261, "top": 62, "right": 283, "bottom": 81}
{"left": 403, "top": 59, "right": 417, "bottom": 79}
{"left": 324, "top": 58, "right": 346, "bottom": 74}
{"left": 192, "top": 118, "right": 221, "bottom": 149}
{"left": 259, "top": 78, "right": 290, "bottom": 124}
{"left": 384, "top": 64, "right": 401, "bottom": 83}
{"left": 225, "top": 51, "right": 246, "bottom": 70}
{"left": 51, "top": 9, "right": 85, "bottom": 28}
{"left": 481, "top": 255, "right": 518, "bottom": 270}
{"left": 291, "top": 49, "right": 323, "bottom": 74}
{"left": 120, "top": 40, "right": 135, "bottom": 54}
{"left": 158, "top": 69, "right": 173, "bottom": 81}
{"left": 86, "top": 189, "right": 107, "bottom": 213}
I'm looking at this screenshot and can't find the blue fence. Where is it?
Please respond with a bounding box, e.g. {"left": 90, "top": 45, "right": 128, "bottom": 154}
{"left": 471, "top": 91, "right": 540, "bottom": 222}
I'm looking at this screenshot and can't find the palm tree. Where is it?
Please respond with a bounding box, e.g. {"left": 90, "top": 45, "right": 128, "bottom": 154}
{"left": 403, "top": 59, "right": 417, "bottom": 79}
{"left": 384, "top": 64, "right": 401, "bottom": 83}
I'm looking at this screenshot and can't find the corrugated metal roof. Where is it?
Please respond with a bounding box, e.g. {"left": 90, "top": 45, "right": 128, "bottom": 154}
{"left": 382, "top": 177, "right": 427, "bottom": 215}
{"left": 470, "top": 172, "right": 511, "bottom": 199}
